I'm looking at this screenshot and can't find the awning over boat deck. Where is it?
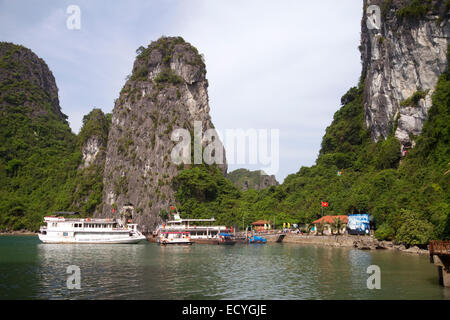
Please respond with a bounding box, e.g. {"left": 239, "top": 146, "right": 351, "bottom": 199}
{"left": 54, "top": 211, "right": 80, "bottom": 215}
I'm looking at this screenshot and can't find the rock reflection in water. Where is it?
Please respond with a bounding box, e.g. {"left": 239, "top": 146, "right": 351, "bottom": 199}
{"left": 0, "top": 236, "right": 448, "bottom": 300}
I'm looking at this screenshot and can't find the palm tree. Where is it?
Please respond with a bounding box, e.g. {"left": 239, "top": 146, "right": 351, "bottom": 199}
{"left": 316, "top": 222, "right": 325, "bottom": 235}
{"left": 332, "top": 217, "right": 344, "bottom": 235}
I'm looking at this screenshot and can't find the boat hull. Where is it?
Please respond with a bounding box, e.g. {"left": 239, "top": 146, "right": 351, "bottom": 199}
{"left": 191, "top": 238, "right": 220, "bottom": 244}
{"left": 158, "top": 241, "right": 193, "bottom": 245}
{"left": 217, "top": 241, "right": 236, "bottom": 245}
{"left": 38, "top": 234, "right": 146, "bottom": 244}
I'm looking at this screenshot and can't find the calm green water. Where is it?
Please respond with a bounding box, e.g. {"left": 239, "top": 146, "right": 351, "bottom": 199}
{"left": 0, "top": 235, "right": 448, "bottom": 300}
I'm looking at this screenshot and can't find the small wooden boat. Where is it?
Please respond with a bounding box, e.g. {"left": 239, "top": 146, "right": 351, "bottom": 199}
{"left": 248, "top": 236, "right": 267, "bottom": 244}
{"left": 217, "top": 233, "right": 237, "bottom": 245}
{"left": 158, "top": 231, "right": 193, "bottom": 245}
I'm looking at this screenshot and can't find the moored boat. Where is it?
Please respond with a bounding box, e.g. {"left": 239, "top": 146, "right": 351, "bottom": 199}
{"left": 158, "top": 231, "right": 193, "bottom": 245}
{"left": 217, "top": 233, "right": 237, "bottom": 245}
{"left": 248, "top": 236, "right": 267, "bottom": 244}
{"left": 38, "top": 214, "right": 146, "bottom": 244}
{"left": 154, "top": 212, "right": 228, "bottom": 244}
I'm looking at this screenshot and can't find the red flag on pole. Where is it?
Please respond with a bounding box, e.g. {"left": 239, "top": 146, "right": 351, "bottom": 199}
{"left": 321, "top": 202, "right": 329, "bottom": 207}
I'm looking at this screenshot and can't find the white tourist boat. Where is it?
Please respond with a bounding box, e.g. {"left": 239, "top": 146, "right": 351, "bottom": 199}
{"left": 38, "top": 214, "right": 146, "bottom": 244}
{"left": 154, "top": 214, "right": 227, "bottom": 242}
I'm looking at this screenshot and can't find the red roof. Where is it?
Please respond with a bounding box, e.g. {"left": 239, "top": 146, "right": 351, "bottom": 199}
{"left": 312, "top": 215, "right": 347, "bottom": 224}
{"left": 251, "top": 220, "right": 271, "bottom": 226}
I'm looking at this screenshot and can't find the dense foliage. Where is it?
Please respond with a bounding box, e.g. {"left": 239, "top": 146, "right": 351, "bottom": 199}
{"left": 1, "top": 35, "right": 448, "bottom": 247}
{"left": 227, "top": 168, "right": 278, "bottom": 190}
{"left": 68, "top": 109, "right": 111, "bottom": 216}
{"left": 396, "top": 0, "right": 432, "bottom": 20}
{"left": 0, "top": 44, "right": 80, "bottom": 230}
{"left": 0, "top": 43, "right": 111, "bottom": 231}
{"left": 172, "top": 68, "right": 449, "bottom": 245}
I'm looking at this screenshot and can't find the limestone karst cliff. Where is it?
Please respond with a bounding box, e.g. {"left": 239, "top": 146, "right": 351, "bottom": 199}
{"left": 69, "top": 109, "right": 111, "bottom": 215}
{"left": 78, "top": 109, "right": 110, "bottom": 169}
{"left": 0, "top": 42, "right": 79, "bottom": 230}
{"left": 361, "top": 0, "right": 448, "bottom": 148}
{"left": 227, "top": 169, "right": 279, "bottom": 191}
{"left": 100, "top": 37, "right": 227, "bottom": 230}
{"left": 0, "top": 42, "right": 67, "bottom": 122}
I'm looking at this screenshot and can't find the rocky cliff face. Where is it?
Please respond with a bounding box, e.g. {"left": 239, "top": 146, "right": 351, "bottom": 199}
{"left": 78, "top": 109, "right": 109, "bottom": 169}
{"left": 0, "top": 42, "right": 80, "bottom": 231}
{"left": 70, "top": 109, "right": 110, "bottom": 215}
{"left": 227, "top": 169, "right": 279, "bottom": 191}
{"left": 100, "top": 37, "right": 227, "bottom": 231}
{"left": 361, "top": 0, "right": 448, "bottom": 148}
{"left": 0, "top": 42, "right": 67, "bottom": 121}
{"left": 81, "top": 136, "right": 103, "bottom": 168}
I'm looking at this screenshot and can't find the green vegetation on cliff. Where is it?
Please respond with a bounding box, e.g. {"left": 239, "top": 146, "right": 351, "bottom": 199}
{"left": 0, "top": 43, "right": 79, "bottom": 231}
{"left": 1, "top": 32, "right": 448, "bottom": 247}
{"left": 173, "top": 68, "right": 449, "bottom": 244}
{"left": 69, "top": 109, "right": 111, "bottom": 216}
{"left": 227, "top": 169, "right": 278, "bottom": 191}
{"left": 0, "top": 43, "right": 111, "bottom": 231}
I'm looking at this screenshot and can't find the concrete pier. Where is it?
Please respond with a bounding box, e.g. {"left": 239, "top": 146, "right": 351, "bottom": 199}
{"left": 429, "top": 240, "right": 450, "bottom": 287}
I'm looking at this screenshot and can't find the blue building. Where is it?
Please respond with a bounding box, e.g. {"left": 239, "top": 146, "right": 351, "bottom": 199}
{"left": 347, "top": 214, "right": 370, "bottom": 235}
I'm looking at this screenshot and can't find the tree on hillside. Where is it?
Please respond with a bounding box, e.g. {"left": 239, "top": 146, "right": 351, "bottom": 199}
{"left": 396, "top": 210, "right": 435, "bottom": 245}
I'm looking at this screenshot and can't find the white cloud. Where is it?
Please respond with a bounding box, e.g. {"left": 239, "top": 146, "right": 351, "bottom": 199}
{"left": 168, "top": 0, "right": 363, "bottom": 181}
{"left": 0, "top": 0, "right": 363, "bottom": 182}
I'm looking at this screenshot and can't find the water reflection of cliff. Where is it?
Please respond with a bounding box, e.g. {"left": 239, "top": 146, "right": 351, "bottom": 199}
{"left": 0, "top": 236, "right": 40, "bottom": 299}
{"left": 1, "top": 237, "right": 447, "bottom": 299}
{"left": 36, "top": 243, "right": 147, "bottom": 299}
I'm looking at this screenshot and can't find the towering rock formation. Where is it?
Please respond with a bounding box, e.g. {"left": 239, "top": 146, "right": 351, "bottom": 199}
{"left": 361, "top": 0, "right": 448, "bottom": 148}
{"left": 100, "top": 37, "right": 227, "bottom": 231}
{"left": 227, "top": 169, "right": 279, "bottom": 191}
{"left": 0, "top": 42, "right": 67, "bottom": 121}
{"left": 0, "top": 42, "right": 78, "bottom": 231}
{"left": 70, "top": 109, "right": 110, "bottom": 215}
{"left": 78, "top": 109, "right": 110, "bottom": 169}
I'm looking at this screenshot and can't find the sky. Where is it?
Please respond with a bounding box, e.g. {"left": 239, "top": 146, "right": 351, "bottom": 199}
{"left": 0, "top": 0, "right": 363, "bottom": 182}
